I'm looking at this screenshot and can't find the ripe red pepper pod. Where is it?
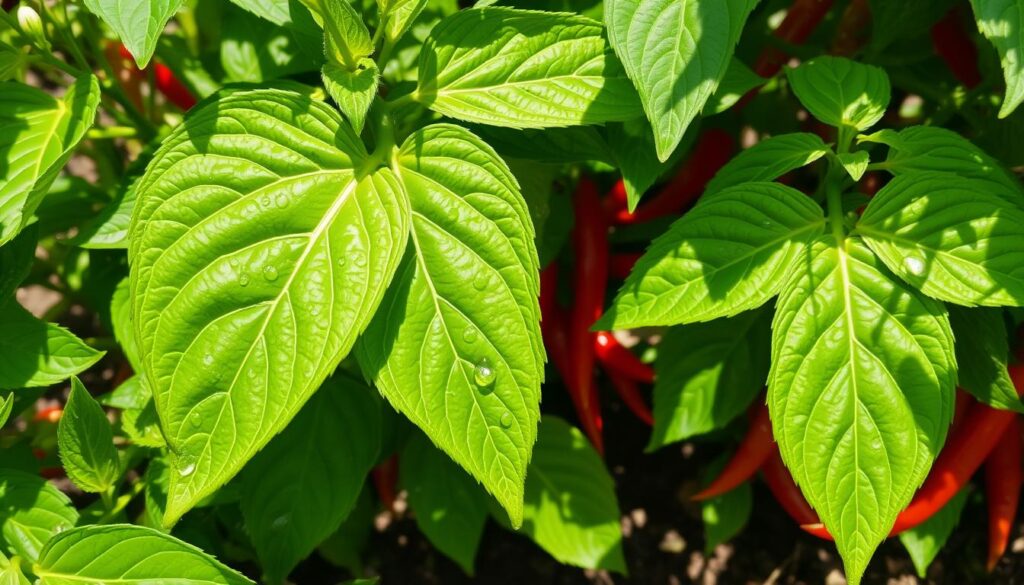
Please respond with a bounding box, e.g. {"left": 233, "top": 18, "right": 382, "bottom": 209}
{"left": 613, "top": 129, "right": 734, "bottom": 226}
{"left": 605, "top": 369, "right": 653, "bottom": 426}
{"left": 761, "top": 450, "right": 825, "bottom": 533}
{"left": 569, "top": 177, "right": 608, "bottom": 455}
{"left": 931, "top": 6, "right": 982, "bottom": 89}
{"left": 752, "top": 0, "right": 835, "bottom": 79}
{"left": 155, "top": 63, "right": 197, "bottom": 111}
{"left": 594, "top": 331, "right": 654, "bottom": 385}
{"left": 372, "top": 454, "right": 399, "bottom": 512}
{"left": 985, "top": 417, "right": 1022, "bottom": 572}
{"left": 693, "top": 401, "right": 775, "bottom": 501}
{"left": 603, "top": 180, "right": 629, "bottom": 224}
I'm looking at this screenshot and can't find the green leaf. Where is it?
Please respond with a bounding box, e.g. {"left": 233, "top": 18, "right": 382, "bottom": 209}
{"left": 701, "top": 453, "right": 752, "bottom": 553}
{"left": 239, "top": 374, "right": 380, "bottom": 584}
{"left": 73, "top": 175, "right": 140, "bottom": 250}
{"left": 769, "top": 236, "right": 957, "bottom": 585}
{"left": 0, "top": 42, "right": 26, "bottom": 83}
{"left": 0, "top": 300, "right": 104, "bottom": 390}
{"left": 867, "top": 0, "right": 955, "bottom": 53}
{"left": 836, "top": 150, "right": 870, "bottom": 181}
{"left": 220, "top": 5, "right": 321, "bottom": 83}
{"left": 322, "top": 59, "right": 379, "bottom": 133}
{"left": 859, "top": 126, "right": 1024, "bottom": 207}
{"left": 704, "top": 58, "right": 766, "bottom": 116}
{"left": 605, "top": 0, "right": 756, "bottom": 160}
{"left": 0, "top": 396, "right": 12, "bottom": 429}
{"left": 607, "top": 116, "right": 693, "bottom": 212}
{"left": 400, "top": 433, "right": 489, "bottom": 575}
{"left": 649, "top": 309, "right": 771, "bottom": 450}
{"left": 0, "top": 468, "right": 78, "bottom": 562}
{"left": 99, "top": 376, "right": 149, "bottom": 410}
{"left": 705, "top": 133, "right": 830, "bottom": 196}
{"left": 971, "top": 0, "right": 1024, "bottom": 117}
{"left": 786, "top": 56, "right": 891, "bottom": 135}
{"left": 949, "top": 306, "right": 1023, "bottom": 412}
{"left": 517, "top": 416, "right": 625, "bottom": 572}
{"left": 34, "top": 524, "right": 253, "bottom": 584}
{"left": 470, "top": 126, "right": 614, "bottom": 165}
{"left": 899, "top": 488, "right": 969, "bottom": 578}
{"left": 0, "top": 77, "right": 101, "bottom": 246}
{"left": 857, "top": 172, "right": 1024, "bottom": 307}
{"left": 120, "top": 399, "right": 165, "bottom": 448}
{"left": 317, "top": 487, "right": 374, "bottom": 574}
{"left": 0, "top": 224, "right": 36, "bottom": 299}
{"left": 110, "top": 277, "right": 140, "bottom": 372}
{"left": 597, "top": 183, "right": 826, "bottom": 329}
{"left": 322, "top": 0, "right": 374, "bottom": 68}
{"left": 377, "top": 0, "right": 428, "bottom": 43}
{"left": 129, "top": 88, "right": 410, "bottom": 525}
{"left": 57, "top": 378, "right": 121, "bottom": 494}
{"left": 228, "top": 0, "right": 300, "bottom": 26}
{"left": 0, "top": 550, "right": 29, "bottom": 585}
{"left": 416, "top": 7, "right": 642, "bottom": 128}
{"left": 505, "top": 159, "right": 571, "bottom": 267}
{"left": 357, "top": 124, "right": 543, "bottom": 527}
{"left": 82, "top": 0, "right": 183, "bottom": 68}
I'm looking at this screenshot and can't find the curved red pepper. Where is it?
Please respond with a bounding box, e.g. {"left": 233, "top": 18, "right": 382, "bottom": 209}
{"left": 155, "top": 62, "right": 197, "bottom": 111}
{"left": 761, "top": 450, "right": 825, "bottom": 533}
{"left": 693, "top": 402, "right": 775, "bottom": 501}
{"left": 371, "top": 455, "right": 398, "bottom": 512}
{"left": 985, "top": 417, "right": 1022, "bottom": 571}
{"left": 603, "top": 180, "right": 629, "bottom": 224}
{"left": 569, "top": 177, "right": 607, "bottom": 455}
{"left": 605, "top": 369, "right": 653, "bottom": 427}
{"left": 931, "top": 6, "right": 982, "bottom": 89}
{"left": 594, "top": 332, "right": 654, "bottom": 385}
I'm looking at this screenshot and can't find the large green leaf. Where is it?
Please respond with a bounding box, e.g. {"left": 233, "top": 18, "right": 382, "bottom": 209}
{"left": 0, "top": 469, "right": 78, "bottom": 562}
{"left": 860, "top": 126, "right": 1024, "bottom": 207}
{"left": 700, "top": 453, "right": 752, "bottom": 553}
{"left": 705, "top": 133, "right": 830, "bottom": 196}
{"left": 517, "top": 416, "right": 625, "bottom": 572}
{"left": 899, "top": 488, "right": 969, "bottom": 578}
{"left": 0, "top": 77, "right": 100, "bottom": 246}
{"left": 597, "top": 183, "right": 826, "bottom": 329}
{"left": 0, "top": 550, "right": 29, "bottom": 585}
{"left": 416, "top": 7, "right": 642, "bottom": 128}
{"left": 57, "top": 378, "right": 121, "bottom": 493}
{"left": 0, "top": 225, "right": 36, "bottom": 299}
{"left": 377, "top": 0, "right": 429, "bottom": 43}
{"left": 867, "top": 0, "right": 955, "bottom": 53}
{"left": 82, "top": 0, "right": 183, "bottom": 68}
{"left": 0, "top": 300, "right": 104, "bottom": 390}
{"left": 769, "top": 236, "right": 957, "bottom": 585}
{"left": 470, "top": 125, "right": 614, "bottom": 165}
{"left": 605, "top": 0, "right": 756, "bottom": 161}
{"left": 607, "top": 116, "right": 693, "bottom": 211}
{"left": 357, "top": 124, "right": 543, "bottom": 527}
{"left": 129, "top": 88, "right": 410, "bottom": 525}
{"left": 322, "top": 0, "right": 374, "bottom": 68}
{"left": 786, "top": 56, "right": 891, "bottom": 135}
{"left": 971, "top": 0, "right": 1024, "bottom": 118}
{"left": 34, "top": 524, "right": 252, "bottom": 584}
{"left": 400, "top": 433, "right": 489, "bottom": 575}
{"left": 949, "top": 306, "right": 1022, "bottom": 412}
{"left": 857, "top": 172, "right": 1024, "bottom": 307}
{"left": 649, "top": 309, "right": 771, "bottom": 450}
{"left": 239, "top": 374, "right": 380, "bottom": 584}
{"left": 322, "top": 59, "right": 379, "bottom": 133}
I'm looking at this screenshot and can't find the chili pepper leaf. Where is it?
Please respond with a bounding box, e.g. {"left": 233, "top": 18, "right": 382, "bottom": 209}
{"left": 357, "top": 123, "right": 543, "bottom": 527}
{"left": 0, "top": 224, "right": 37, "bottom": 300}
{"left": 99, "top": 376, "right": 149, "bottom": 411}
{"left": 704, "top": 58, "right": 766, "bottom": 116}
{"left": 228, "top": 0, "right": 304, "bottom": 27}
{"left": 597, "top": 183, "right": 826, "bottom": 330}
{"left": 322, "top": 59, "right": 379, "bottom": 134}
{"left": 82, "top": 0, "right": 183, "bottom": 68}
{"left": 470, "top": 126, "right": 615, "bottom": 165}
{"left": 0, "top": 76, "right": 101, "bottom": 246}
{"left": 513, "top": 416, "right": 626, "bottom": 571}
{"left": 377, "top": 0, "right": 429, "bottom": 44}
{"left": 129, "top": 88, "right": 410, "bottom": 526}
{"left": 220, "top": 5, "right": 322, "bottom": 83}
{"left": 0, "top": 396, "right": 12, "bottom": 430}
{"left": 867, "top": 0, "right": 956, "bottom": 54}
{"left": 322, "top": 0, "right": 374, "bottom": 68}
{"left": 949, "top": 306, "right": 1023, "bottom": 412}
{"left": 836, "top": 151, "right": 870, "bottom": 181}
{"left": 857, "top": 172, "right": 1024, "bottom": 307}
{"left": 649, "top": 308, "right": 771, "bottom": 450}
{"left": 505, "top": 159, "right": 571, "bottom": 268}
{"left": 899, "top": 488, "right": 969, "bottom": 578}
{"left": 605, "top": 0, "right": 757, "bottom": 161}
{"left": 769, "top": 236, "right": 957, "bottom": 585}
{"left": 317, "top": 487, "right": 374, "bottom": 575}
{"left": 415, "top": 7, "right": 642, "bottom": 128}
{"left": 57, "top": 378, "right": 122, "bottom": 494}
{"left": 34, "top": 524, "right": 253, "bottom": 584}
{"left": 606, "top": 116, "right": 694, "bottom": 212}
{"left": 0, "top": 549, "right": 29, "bottom": 585}
{"left": 110, "top": 278, "right": 141, "bottom": 373}
{"left": 786, "top": 57, "right": 891, "bottom": 134}
{"left": 400, "top": 432, "right": 489, "bottom": 575}
{"left": 239, "top": 374, "right": 380, "bottom": 584}
{"left": 971, "top": 0, "right": 1024, "bottom": 118}
{"left": 700, "top": 453, "right": 753, "bottom": 554}
{"left": 120, "top": 398, "right": 166, "bottom": 449}
{"left": 705, "top": 133, "right": 830, "bottom": 196}
{"left": 860, "top": 126, "right": 1024, "bottom": 207}
{"left": 0, "top": 299, "right": 104, "bottom": 390}
{"left": 0, "top": 468, "right": 78, "bottom": 562}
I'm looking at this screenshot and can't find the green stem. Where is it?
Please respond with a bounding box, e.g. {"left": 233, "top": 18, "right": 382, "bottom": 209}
{"left": 376, "top": 36, "right": 396, "bottom": 70}
{"left": 87, "top": 125, "right": 137, "bottom": 139}
{"left": 100, "top": 488, "right": 115, "bottom": 512}
{"left": 825, "top": 164, "right": 847, "bottom": 244}
{"left": 379, "top": 89, "right": 417, "bottom": 112}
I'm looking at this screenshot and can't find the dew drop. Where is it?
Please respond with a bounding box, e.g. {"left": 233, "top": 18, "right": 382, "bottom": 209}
{"left": 275, "top": 194, "right": 289, "bottom": 209}
{"left": 272, "top": 514, "right": 290, "bottom": 530}
{"left": 229, "top": 258, "right": 239, "bottom": 268}
{"left": 260, "top": 195, "right": 272, "bottom": 208}
{"left": 190, "top": 412, "right": 202, "bottom": 427}
{"left": 463, "top": 326, "right": 478, "bottom": 344}
{"left": 903, "top": 256, "right": 925, "bottom": 277}
{"left": 473, "top": 358, "right": 496, "bottom": 389}
{"left": 263, "top": 265, "right": 279, "bottom": 281}
{"left": 177, "top": 456, "right": 197, "bottom": 477}
{"left": 337, "top": 256, "right": 347, "bottom": 267}
{"left": 473, "top": 273, "right": 488, "bottom": 291}
{"left": 239, "top": 273, "right": 251, "bottom": 287}
{"left": 202, "top": 353, "right": 214, "bottom": 366}
{"left": 353, "top": 253, "right": 367, "bottom": 268}
{"left": 499, "top": 411, "right": 513, "bottom": 429}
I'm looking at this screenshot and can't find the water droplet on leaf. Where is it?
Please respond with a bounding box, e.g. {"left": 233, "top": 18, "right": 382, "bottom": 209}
{"left": 473, "top": 273, "right": 488, "bottom": 291}
{"left": 463, "top": 326, "right": 478, "bottom": 343}
{"left": 499, "top": 411, "right": 513, "bottom": 428}
{"left": 190, "top": 412, "right": 202, "bottom": 427}
{"left": 202, "top": 354, "right": 214, "bottom": 366}
{"left": 177, "top": 456, "right": 197, "bottom": 477}
{"left": 275, "top": 194, "right": 289, "bottom": 209}
{"left": 904, "top": 256, "right": 925, "bottom": 277}
{"left": 239, "top": 273, "right": 250, "bottom": 287}
{"left": 353, "top": 253, "right": 367, "bottom": 268}
{"left": 474, "top": 358, "right": 496, "bottom": 388}
{"left": 272, "top": 514, "right": 290, "bottom": 530}
{"left": 263, "top": 265, "right": 279, "bottom": 281}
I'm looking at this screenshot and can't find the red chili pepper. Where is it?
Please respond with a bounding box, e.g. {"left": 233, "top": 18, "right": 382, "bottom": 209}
{"left": 753, "top": 0, "right": 835, "bottom": 79}
{"left": 985, "top": 417, "right": 1022, "bottom": 572}
{"left": 693, "top": 402, "right": 775, "bottom": 501}
{"left": 609, "top": 252, "right": 641, "bottom": 281}
{"left": 615, "top": 129, "right": 735, "bottom": 225}
{"left": 594, "top": 332, "right": 654, "bottom": 384}
{"left": 761, "top": 450, "right": 825, "bottom": 532}
{"left": 107, "top": 42, "right": 145, "bottom": 111}
{"left": 540, "top": 264, "right": 572, "bottom": 384}
{"left": 804, "top": 366, "right": 1024, "bottom": 540}
{"left": 951, "top": 388, "right": 974, "bottom": 434}
{"left": 603, "top": 180, "right": 629, "bottom": 224}
{"left": 33, "top": 405, "right": 62, "bottom": 424}
{"left": 931, "top": 6, "right": 982, "bottom": 89}
{"left": 371, "top": 455, "right": 398, "bottom": 512}
{"left": 154, "top": 62, "right": 197, "bottom": 111}
{"left": 605, "top": 369, "right": 653, "bottom": 426}
{"left": 569, "top": 177, "right": 607, "bottom": 455}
